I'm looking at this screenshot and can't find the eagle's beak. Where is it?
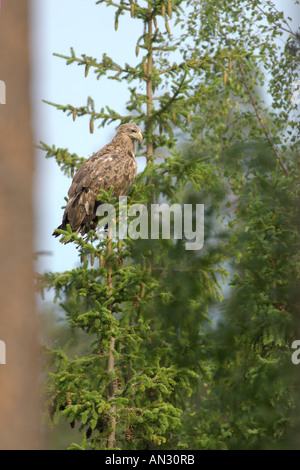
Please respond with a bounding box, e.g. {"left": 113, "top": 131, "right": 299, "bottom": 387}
{"left": 136, "top": 132, "right": 143, "bottom": 143}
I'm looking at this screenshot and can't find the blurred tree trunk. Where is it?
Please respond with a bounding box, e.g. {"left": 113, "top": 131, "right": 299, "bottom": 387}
{"left": 0, "top": 1, "right": 42, "bottom": 449}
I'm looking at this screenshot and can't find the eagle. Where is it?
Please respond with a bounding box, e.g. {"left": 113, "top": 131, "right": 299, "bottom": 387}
{"left": 53, "top": 123, "right": 143, "bottom": 238}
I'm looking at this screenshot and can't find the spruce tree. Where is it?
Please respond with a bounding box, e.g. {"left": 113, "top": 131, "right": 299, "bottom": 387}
{"left": 37, "top": 0, "right": 300, "bottom": 450}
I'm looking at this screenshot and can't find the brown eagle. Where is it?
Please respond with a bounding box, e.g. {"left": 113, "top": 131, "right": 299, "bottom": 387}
{"left": 53, "top": 123, "right": 143, "bottom": 237}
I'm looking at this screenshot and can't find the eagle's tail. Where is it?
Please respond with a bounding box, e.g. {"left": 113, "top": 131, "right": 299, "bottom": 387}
{"left": 52, "top": 224, "right": 64, "bottom": 237}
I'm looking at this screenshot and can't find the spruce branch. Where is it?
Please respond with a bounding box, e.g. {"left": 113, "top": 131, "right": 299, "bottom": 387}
{"left": 149, "top": 69, "right": 188, "bottom": 122}
{"left": 255, "top": 2, "right": 297, "bottom": 37}
{"left": 238, "top": 62, "right": 289, "bottom": 176}
{"left": 219, "top": 28, "right": 289, "bottom": 176}
{"left": 157, "top": 54, "right": 245, "bottom": 76}
{"left": 42, "top": 99, "right": 134, "bottom": 129}
{"left": 53, "top": 51, "right": 145, "bottom": 81}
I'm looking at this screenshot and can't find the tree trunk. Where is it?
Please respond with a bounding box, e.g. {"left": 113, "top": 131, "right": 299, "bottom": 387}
{"left": 0, "top": 0, "right": 42, "bottom": 449}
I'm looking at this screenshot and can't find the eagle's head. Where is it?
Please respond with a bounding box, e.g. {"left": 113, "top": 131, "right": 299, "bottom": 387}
{"left": 116, "top": 123, "right": 143, "bottom": 143}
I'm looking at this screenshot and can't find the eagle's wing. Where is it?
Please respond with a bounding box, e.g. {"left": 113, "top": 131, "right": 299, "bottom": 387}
{"left": 68, "top": 151, "right": 118, "bottom": 198}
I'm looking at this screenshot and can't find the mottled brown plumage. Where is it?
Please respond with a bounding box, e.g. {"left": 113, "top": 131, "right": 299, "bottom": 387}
{"left": 53, "top": 123, "right": 143, "bottom": 237}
